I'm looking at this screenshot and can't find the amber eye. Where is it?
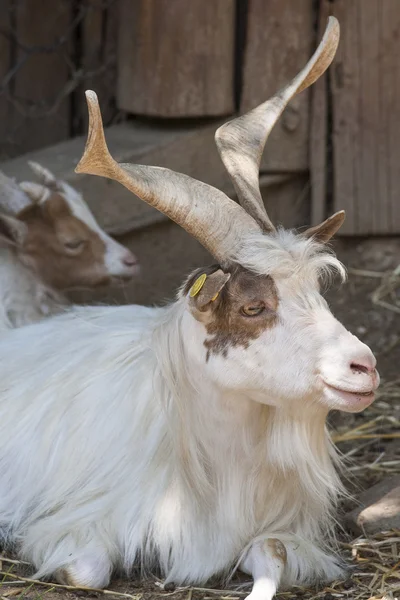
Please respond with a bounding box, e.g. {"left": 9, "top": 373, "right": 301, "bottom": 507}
{"left": 241, "top": 304, "right": 265, "bottom": 317}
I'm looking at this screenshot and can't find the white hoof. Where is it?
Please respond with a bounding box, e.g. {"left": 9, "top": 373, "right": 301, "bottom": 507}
{"left": 55, "top": 554, "right": 111, "bottom": 589}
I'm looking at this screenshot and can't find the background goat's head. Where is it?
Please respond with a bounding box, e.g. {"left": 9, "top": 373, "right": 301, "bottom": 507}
{"left": 76, "top": 17, "right": 379, "bottom": 414}
{"left": 0, "top": 163, "right": 139, "bottom": 290}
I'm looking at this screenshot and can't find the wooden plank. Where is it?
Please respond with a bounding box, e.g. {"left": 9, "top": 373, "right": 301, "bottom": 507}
{"left": 310, "top": 0, "right": 332, "bottom": 226}
{"left": 260, "top": 173, "right": 310, "bottom": 230}
{"left": 331, "top": 0, "right": 400, "bottom": 234}
{"left": 240, "top": 0, "right": 314, "bottom": 172}
{"left": 117, "top": 0, "right": 235, "bottom": 117}
{"left": 76, "top": 0, "right": 118, "bottom": 133}
{"left": 11, "top": 0, "right": 70, "bottom": 155}
{"left": 0, "top": 0, "right": 11, "bottom": 160}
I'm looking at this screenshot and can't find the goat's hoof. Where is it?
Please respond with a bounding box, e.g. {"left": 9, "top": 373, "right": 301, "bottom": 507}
{"left": 55, "top": 556, "right": 111, "bottom": 589}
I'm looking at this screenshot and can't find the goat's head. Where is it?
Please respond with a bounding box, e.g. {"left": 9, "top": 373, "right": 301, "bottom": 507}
{"left": 0, "top": 165, "right": 139, "bottom": 290}
{"left": 75, "top": 17, "right": 379, "bottom": 414}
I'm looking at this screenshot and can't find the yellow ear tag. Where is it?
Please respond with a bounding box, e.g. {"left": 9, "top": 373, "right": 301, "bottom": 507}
{"left": 189, "top": 273, "right": 207, "bottom": 297}
{"left": 210, "top": 292, "right": 219, "bottom": 302}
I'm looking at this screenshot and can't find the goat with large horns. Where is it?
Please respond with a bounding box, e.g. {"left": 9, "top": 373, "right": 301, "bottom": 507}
{"left": 0, "top": 18, "right": 379, "bottom": 600}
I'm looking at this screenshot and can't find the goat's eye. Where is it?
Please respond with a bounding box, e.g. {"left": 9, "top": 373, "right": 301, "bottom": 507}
{"left": 241, "top": 304, "right": 265, "bottom": 317}
{"left": 64, "top": 240, "right": 85, "bottom": 254}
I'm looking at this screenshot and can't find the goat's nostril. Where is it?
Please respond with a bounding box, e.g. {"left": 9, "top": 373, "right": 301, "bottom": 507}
{"left": 123, "top": 254, "right": 138, "bottom": 267}
{"left": 350, "top": 362, "right": 374, "bottom": 375}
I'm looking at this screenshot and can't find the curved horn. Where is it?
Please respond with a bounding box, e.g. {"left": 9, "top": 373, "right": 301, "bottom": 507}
{"left": 28, "top": 161, "right": 59, "bottom": 190}
{"left": 75, "top": 91, "right": 260, "bottom": 263}
{"left": 215, "top": 16, "right": 340, "bottom": 232}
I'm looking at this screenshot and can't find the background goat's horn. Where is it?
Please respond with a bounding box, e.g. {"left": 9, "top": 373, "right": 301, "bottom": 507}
{"left": 215, "top": 16, "right": 340, "bottom": 233}
{"left": 75, "top": 91, "right": 260, "bottom": 263}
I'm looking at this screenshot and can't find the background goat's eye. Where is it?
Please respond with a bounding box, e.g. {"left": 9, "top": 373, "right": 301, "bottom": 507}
{"left": 241, "top": 305, "right": 264, "bottom": 317}
{"left": 64, "top": 240, "right": 85, "bottom": 253}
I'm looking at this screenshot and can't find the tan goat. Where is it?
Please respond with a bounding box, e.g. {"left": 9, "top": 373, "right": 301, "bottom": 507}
{"left": 0, "top": 163, "right": 139, "bottom": 328}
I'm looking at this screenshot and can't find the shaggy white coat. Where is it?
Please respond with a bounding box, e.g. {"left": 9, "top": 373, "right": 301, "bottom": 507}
{"left": 0, "top": 232, "right": 375, "bottom": 596}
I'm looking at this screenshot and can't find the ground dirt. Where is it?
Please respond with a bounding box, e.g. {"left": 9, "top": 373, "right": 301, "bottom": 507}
{"left": 1, "top": 237, "right": 399, "bottom": 600}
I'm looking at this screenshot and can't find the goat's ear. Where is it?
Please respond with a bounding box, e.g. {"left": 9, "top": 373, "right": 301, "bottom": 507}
{"left": 301, "top": 210, "right": 345, "bottom": 243}
{"left": 188, "top": 270, "right": 231, "bottom": 314}
{"left": 0, "top": 214, "right": 28, "bottom": 247}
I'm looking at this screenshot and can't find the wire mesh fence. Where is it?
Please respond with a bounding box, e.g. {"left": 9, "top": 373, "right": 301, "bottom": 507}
{"left": 0, "top": 0, "right": 121, "bottom": 161}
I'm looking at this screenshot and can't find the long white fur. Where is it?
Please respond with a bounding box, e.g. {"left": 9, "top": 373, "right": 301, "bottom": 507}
{"left": 0, "top": 230, "right": 376, "bottom": 596}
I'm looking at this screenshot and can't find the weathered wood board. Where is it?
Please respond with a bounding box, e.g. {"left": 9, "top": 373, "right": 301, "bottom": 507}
{"left": 260, "top": 173, "right": 310, "bottom": 230}
{"left": 117, "top": 0, "right": 235, "bottom": 117}
{"left": 0, "top": 0, "right": 11, "bottom": 161}
{"left": 310, "top": 0, "right": 331, "bottom": 226}
{"left": 10, "top": 0, "right": 70, "bottom": 155}
{"left": 240, "top": 0, "right": 314, "bottom": 172}
{"left": 76, "top": 0, "right": 118, "bottom": 132}
{"left": 329, "top": 0, "right": 400, "bottom": 234}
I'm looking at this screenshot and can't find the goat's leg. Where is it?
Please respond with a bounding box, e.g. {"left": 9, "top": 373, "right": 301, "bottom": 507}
{"left": 240, "top": 539, "right": 286, "bottom": 600}
{"left": 55, "top": 549, "right": 112, "bottom": 589}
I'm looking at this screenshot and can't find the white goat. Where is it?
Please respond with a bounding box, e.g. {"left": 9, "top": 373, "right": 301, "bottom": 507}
{"left": 0, "top": 164, "right": 139, "bottom": 328}
{"left": 0, "top": 18, "right": 380, "bottom": 600}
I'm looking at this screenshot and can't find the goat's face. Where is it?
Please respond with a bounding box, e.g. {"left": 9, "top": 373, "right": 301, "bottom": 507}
{"left": 182, "top": 232, "right": 379, "bottom": 414}
{"left": 0, "top": 183, "right": 139, "bottom": 290}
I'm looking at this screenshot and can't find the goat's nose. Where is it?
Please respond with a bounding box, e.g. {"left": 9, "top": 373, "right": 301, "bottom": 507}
{"left": 350, "top": 353, "right": 380, "bottom": 389}
{"left": 350, "top": 360, "right": 376, "bottom": 375}
{"left": 122, "top": 251, "right": 138, "bottom": 267}
{"left": 349, "top": 350, "right": 379, "bottom": 388}
{"left": 349, "top": 347, "right": 376, "bottom": 375}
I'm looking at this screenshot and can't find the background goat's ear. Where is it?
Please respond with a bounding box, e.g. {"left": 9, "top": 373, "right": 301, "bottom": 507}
{"left": 301, "top": 211, "right": 345, "bottom": 243}
{"left": 0, "top": 214, "right": 28, "bottom": 247}
{"left": 188, "top": 270, "right": 231, "bottom": 313}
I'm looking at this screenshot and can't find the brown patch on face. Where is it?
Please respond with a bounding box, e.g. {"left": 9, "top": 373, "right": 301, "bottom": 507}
{"left": 265, "top": 538, "right": 287, "bottom": 565}
{"left": 185, "top": 264, "right": 279, "bottom": 360}
{"left": 16, "top": 193, "right": 108, "bottom": 290}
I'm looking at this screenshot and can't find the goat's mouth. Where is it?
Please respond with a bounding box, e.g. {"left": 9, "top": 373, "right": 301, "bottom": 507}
{"left": 323, "top": 382, "right": 376, "bottom": 412}
{"left": 111, "top": 268, "right": 140, "bottom": 283}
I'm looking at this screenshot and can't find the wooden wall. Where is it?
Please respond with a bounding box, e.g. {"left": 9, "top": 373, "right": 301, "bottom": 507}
{"left": 116, "top": 0, "right": 317, "bottom": 230}
{"left": 117, "top": 0, "right": 236, "bottom": 117}
{"left": 312, "top": 0, "right": 400, "bottom": 235}
{"left": 1, "top": 0, "right": 399, "bottom": 235}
